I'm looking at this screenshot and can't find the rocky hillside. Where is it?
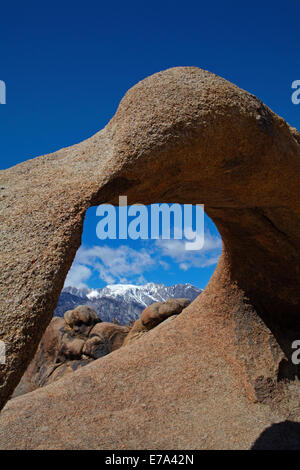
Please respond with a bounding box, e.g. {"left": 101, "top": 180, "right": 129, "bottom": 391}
{"left": 55, "top": 283, "right": 202, "bottom": 324}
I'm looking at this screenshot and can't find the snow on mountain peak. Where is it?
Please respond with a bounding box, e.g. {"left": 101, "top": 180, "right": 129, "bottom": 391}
{"left": 56, "top": 282, "right": 203, "bottom": 324}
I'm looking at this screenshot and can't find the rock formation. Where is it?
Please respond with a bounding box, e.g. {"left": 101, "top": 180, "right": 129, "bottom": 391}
{"left": 13, "top": 298, "right": 189, "bottom": 396}
{"left": 64, "top": 305, "right": 100, "bottom": 337}
{"left": 123, "top": 298, "right": 190, "bottom": 346}
{"left": 13, "top": 307, "right": 129, "bottom": 396}
{"left": 0, "top": 67, "right": 300, "bottom": 449}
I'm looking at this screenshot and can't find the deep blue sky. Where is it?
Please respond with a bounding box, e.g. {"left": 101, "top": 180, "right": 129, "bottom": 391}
{"left": 1, "top": 1, "right": 299, "bottom": 289}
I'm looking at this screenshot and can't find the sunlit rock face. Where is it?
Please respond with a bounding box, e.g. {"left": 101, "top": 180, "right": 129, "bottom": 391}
{"left": 123, "top": 298, "right": 191, "bottom": 346}
{"left": 13, "top": 296, "right": 188, "bottom": 397}
{"left": 13, "top": 298, "right": 191, "bottom": 397}
{"left": 0, "top": 67, "right": 300, "bottom": 449}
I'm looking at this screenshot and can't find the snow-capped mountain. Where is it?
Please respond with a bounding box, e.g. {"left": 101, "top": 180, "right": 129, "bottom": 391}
{"left": 54, "top": 283, "right": 202, "bottom": 325}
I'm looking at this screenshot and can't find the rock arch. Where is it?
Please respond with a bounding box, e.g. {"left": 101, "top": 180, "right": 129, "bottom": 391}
{"left": 0, "top": 67, "right": 300, "bottom": 441}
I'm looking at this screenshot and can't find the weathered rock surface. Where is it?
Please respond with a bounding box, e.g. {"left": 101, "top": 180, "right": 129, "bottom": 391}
{"left": 0, "top": 67, "right": 300, "bottom": 449}
{"left": 123, "top": 298, "right": 190, "bottom": 346}
{"left": 83, "top": 322, "right": 130, "bottom": 358}
{"left": 13, "top": 298, "right": 187, "bottom": 397}
{"left": 13, "top": 308, "right": 129, "bottom": 396}
{"left": 11, "top": 317, "right": 67, "bottom": 397}
{"left": 64, "top": 305, "right": 101, "bottom": 337}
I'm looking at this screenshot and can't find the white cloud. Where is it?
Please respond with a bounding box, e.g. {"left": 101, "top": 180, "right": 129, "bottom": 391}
{"left": 155, "top": 230, "right": 222, "bottom": 271}
{"left": 159, "top": 259, "right": 170, "bottom": 270}
{"left": 64, "top": 230, "right": 222, "bottom": 288}
{"left": 179, "top": 262, "right": 189, "bottom": 271}
{"left": 64, "top": 263, "right": 92, "bottom": 289}
{"left": 71, "top": 244, "right": 155, "bottom": 285}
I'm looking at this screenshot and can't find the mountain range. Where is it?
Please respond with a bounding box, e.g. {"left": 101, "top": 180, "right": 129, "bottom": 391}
{"left": 54, "top": 283, "right": 203, "bottom": 324}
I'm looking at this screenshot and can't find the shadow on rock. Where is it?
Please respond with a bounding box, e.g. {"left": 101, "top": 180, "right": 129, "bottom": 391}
{"left": 251, "top": 421, "right": 300, "bottom": 450}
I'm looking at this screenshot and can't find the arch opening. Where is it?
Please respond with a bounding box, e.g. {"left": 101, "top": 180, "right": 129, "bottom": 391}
{"left": 12, "top": 203, "right": 222, "bottom": 397}
{"left": 1, "top": 66, "right": 300, "bottom": 413}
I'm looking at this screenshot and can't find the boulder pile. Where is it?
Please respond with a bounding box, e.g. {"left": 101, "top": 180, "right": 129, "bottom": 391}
{"left": 13, "top": 299, "right": 190, "bottom": 396}
{"left": 13, "top": 307, "right": 129, "bottom": 396}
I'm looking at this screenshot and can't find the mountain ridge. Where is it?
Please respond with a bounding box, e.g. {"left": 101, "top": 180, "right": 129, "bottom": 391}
{"left": 55, "top": 283, "right": 202, "bottom": 324}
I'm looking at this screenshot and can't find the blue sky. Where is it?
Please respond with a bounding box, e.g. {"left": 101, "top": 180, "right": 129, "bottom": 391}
{"left": 64, "top": 206, "right": 222, "bottom": 289}
{"left": 1, "top": 1, "right": 299, "bottom": 289}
